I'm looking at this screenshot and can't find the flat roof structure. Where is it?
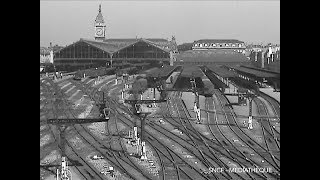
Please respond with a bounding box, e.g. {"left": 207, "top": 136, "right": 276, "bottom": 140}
{"left": 205, "top": 65, "right": 237, "bottom": 78}
{"left": 146, "top": 66, "right": 180, "bottom": 79}
{"left": 180, "top": 66, "right": 204, "bottom": 78}
{"left": 228, "top": 65, "right": 278, "bottom": 78}
{"left": 240, "top": 65, "right": 280, "bottom": 74}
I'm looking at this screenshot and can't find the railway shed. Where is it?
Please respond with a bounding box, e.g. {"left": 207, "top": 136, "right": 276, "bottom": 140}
{"left": 54, "top": 38, "right": 176, "bottom": 72}
{"left": 226, "top": 65, "right": 280, "bottom": 90}
{"left": 146, "top": 65, "right": 181, "bottom": 80}
{"left": 74, "top": 67, "right": 115, "bottom": 79}
{"left": 200, "top": 66, "right": 229, "bottom": 92}
{"left": 112, "top": 62, "right": 132, "bottom": 69}
{"left": 145, "top": 65, "right": 181, "bottom": 89}
{"left": 116, "top": 66, "right": 138, "bottom": 76}
{"left": 180, "top": 65, "right": 204, "bottom": 78}
{"left": 173, "top": 66, "right": 205, "bottom": 91}
{"left": 204, "top": 65, "right": 237, "bottom": 78}
{"left": 132, "top": 62, "right": 151, "bottom": 70}
{"left": 240, "top": 64, "right": 280, "bottom": 74}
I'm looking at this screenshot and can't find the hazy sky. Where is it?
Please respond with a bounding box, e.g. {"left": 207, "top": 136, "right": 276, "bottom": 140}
{"left": 40, "top": 1, "right": 280, "bottom": 47}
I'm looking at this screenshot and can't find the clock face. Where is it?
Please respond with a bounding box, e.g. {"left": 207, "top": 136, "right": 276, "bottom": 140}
{"left": 96, "top": 28, "right": 103, "bottom": 36}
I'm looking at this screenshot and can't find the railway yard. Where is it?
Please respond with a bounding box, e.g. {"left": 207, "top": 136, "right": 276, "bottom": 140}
{"left": 40, "top": 65, "right": 280, "bottom": 180}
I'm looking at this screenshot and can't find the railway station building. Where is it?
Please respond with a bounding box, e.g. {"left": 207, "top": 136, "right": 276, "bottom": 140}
{"left": 192, "top": 39, "right": 246, "bottom": 53}
{"left": 53, "top": 5, "right": 178, "bottom": 72}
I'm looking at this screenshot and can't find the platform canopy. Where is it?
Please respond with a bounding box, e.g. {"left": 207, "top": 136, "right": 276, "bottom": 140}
{"left": 205, "top": 65, "right": 237, "bottom": 78}
{"left": 146, "top": 65, "right": 180, "bottom": 79}
{"left": 228, "top": 65, "right": 278, "bottom": 78}
{"left": 180, "top": 65, "right": 204, "bottom": 78}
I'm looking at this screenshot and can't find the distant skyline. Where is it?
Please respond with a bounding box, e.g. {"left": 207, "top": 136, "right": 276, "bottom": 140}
{"left": 40, "top": 1, "right": 280, "bottom": 47}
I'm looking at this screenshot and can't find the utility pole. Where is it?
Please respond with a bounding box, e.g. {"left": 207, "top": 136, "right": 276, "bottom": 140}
{"left": 246, "top": 93, "right": 256, "bottom": 130}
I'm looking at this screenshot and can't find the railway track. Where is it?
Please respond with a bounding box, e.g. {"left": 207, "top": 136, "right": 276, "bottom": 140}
{"left": 110, "top": 107, "right": 212, "bottom": 180}
{"left": 168, "top": 92, "right": 237, "bottom": 179}
{"left": 68, "top": 78, "right": 154, "bottom": 180}
{"left": 134, "top": 90, "right": 265, "bottom": 179}
{"left": 166, "top": 70, "right": 279, "bottom": 179}
{"left": 40, "top": 79, "right": 102, "bottom": 180}
{"left": 169, "top": 91, "right": 267, "bottom": 180}
{"left": 213, "top": 90, "right": 280, "bottom": 178}
{"left": 202, "top": 95, "right": 264, "bottom": 180}
{"left": 258, "top": 93, "right": 280, "bottom": 136}
{"left": 75, "top": 76, "right": 214, "bottom": 180}
{"left": 118, "top": 77, "right": 280, "bottom": 179}
{"left": 253, "top": 97, "right": 280, "bottom": 155}
{"left": 45, "top": 78, "right": 142, "bottom": 180}
{"left": 75, "top": 76, "right": 224, "bottom": 180}
{"left": 66, "top": 74, "right": 281, "bottom": 179}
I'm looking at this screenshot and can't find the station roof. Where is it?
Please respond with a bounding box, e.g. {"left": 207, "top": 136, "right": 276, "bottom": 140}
{"left": 180, "top": 66, "right": 204, "bottom": 78}
{"left": 240, "top": 65, "right": 280, "bottom": 74}
{"left": 147, "top": 66, "right": 179, "bottom": 78}
{"left": 112, "top": 62, "right": 131, "bottom": 67}
{"left": 176, "top": 49, "right": 249, "bottom": 63}
{"left": 228, "top": 65, "right": 278, "bottom": 78}
{"left": 132, "top": 62, "right": 150, "bottom": 67}
{"left": 80, "top": 38, "right": 173, "bottom": 54}
{"left": 206, "top": 65, "right": 237, "bottom": 78}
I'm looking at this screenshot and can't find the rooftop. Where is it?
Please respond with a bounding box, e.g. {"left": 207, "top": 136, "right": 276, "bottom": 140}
{"left": 228, "top": 65, "right": 279, "bottom": 78}
{"left": 78, "top": 38, "right": 173, "bottom": 54}
{"left": 194, "top": 39, "right": 244, "bottom": 44}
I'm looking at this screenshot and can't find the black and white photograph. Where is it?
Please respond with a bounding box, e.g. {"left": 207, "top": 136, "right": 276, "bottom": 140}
{"left": 40, "top": 0, "right": 280, "bottom": 179}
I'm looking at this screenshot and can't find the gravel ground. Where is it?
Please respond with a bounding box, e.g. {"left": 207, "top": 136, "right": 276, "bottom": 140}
{"left": 68, "top": 136, "right": 87, "bottom": 150}
{"left": 40, "top": 125, "right": 48, "bottom": 131}
{"left": 87, "top": 122, "right": 108, "bottom": 139}
{"left": 259, "top": 88, "right": 280, "bottom": 102}
{"left": 132, "top": 145, "right": 161, "bottom": 178}
{"left": 85, "top": 152, "right": 129, "bottom": 180}
{"left": 77, "top": 104, "right": 94, "bottom": 119}
{"left": 145, "top": 125, "right": 208, "bottom": 173}
{"left": 40, "top": 134, "right": 52, "bottom": 148}
{"left": 40, "top": 150, "right": 61, "bottom": 165}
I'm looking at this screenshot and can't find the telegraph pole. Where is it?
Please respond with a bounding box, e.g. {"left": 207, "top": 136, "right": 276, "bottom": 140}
{"left": 247, "top": 93, "right": 256, "bottom": 130}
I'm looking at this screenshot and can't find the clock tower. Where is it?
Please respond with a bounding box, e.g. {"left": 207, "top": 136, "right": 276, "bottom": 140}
{"left": 94, "top": 4, "right": 106, "bottom": 41}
